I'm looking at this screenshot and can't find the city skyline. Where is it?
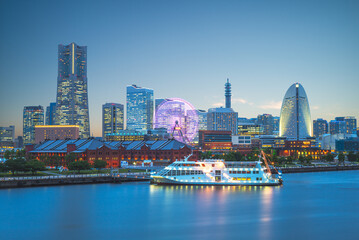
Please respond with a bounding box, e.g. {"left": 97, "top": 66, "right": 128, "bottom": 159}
{"left": 0, "top": 0, "right": 358, "bottom": 137}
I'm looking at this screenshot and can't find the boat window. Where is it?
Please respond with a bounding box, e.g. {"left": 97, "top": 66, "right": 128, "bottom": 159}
{"left": 247, "top": 178, "right": 251, "bottom": 181}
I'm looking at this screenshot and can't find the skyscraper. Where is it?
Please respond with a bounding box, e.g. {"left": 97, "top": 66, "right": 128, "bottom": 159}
{"left": 126, "top": 84, "right": 154, "bottom": 131}
{"left": 313, "top": 118, "right": 328, "bottom": 137}
{"left": 55, "top": 42, "right": 90, "bottom": 138}
{"left": 225, "top": 78, "right": 231, "bottom": 108}
{"left": 335, "top": 117, "right": 357, "bottom": 134}
{"left": 207, "top": 107, "right": 238, "bottom": 135}
{"left": 46, "top": 102, "right": 56, "bottom": 125}
{"left": 197, "top": 110, "right": 208, "bottom": 131}
{"left": 257, "top": 114, "right": 274, "bottom": 135}
{"left": 279, "top": 83, "right": 312, "bottom": 140}
{"left": 23, "top": 106, "right": 44, "bottom": 144}
{"left": 0, "top": 125, "right": 15, "bottom": 147}
{"left": 329, "top": 120, "right": 346, "bottom": 135}
{"left": 102, "top": 103, "right": 124, "bottom": 138}
{"left": 273, "top": 116, "right": 280, "bottom": 135}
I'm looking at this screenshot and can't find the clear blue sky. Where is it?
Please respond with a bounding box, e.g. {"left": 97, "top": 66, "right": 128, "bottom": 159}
{"left": 0, "top": 0, "right": 358, "bottom": 137}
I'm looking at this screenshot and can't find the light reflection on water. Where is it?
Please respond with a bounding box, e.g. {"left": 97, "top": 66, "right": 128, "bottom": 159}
{"left": 1, "top": 171, "right": 359, "bottom": 240}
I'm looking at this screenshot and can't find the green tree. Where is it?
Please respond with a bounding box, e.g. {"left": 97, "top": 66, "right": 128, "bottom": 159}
{"left": 26, "top": 160, "right": 46, "bottom": 174}
{"left": 324, "top": 153, "right": 334, "bottom": 162}
{"left": 68, "top": 161, "right": 91, "bottom": 173}
{"left": 5, "top": 158, "right": 27, "bottom": 174}
{"left": 0, "top": 162, "right": 7, "bottom": 172}
{"left": 64, "top": 153, "right": 78, "bottom": 166}
{"left": 347, "top": 152, "right": 357, "bottom": 162}
{"left": 200, "top": 151, "right": 212, "bottom": 160}
{"left": 338, "top": 153, "right": 345, "bottom": 166}
{"left": 93, "top": 159, "right": 107, "bottom": 172}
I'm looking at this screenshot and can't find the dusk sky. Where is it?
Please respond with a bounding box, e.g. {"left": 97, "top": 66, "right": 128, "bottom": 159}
{"left": 0, "top": 0, "right": 358, "bottom": 137}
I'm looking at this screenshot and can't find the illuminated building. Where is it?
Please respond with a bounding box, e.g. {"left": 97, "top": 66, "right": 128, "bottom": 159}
{"left": 0, "top": 126, "right": 15, "bottom": 147}
{"left": 257, "top": 114, "right": 274, "bottom": 135}
{"left": 34, "top": 125, "right": 79, "bottom": 144}
{"left": 329, "top": 120, "right": 346, "bottom": 135}
{"left": 277, "top": 139, "right": 329, "bottom": 159}
{"left": 207, "top": 107, "right": 238, "bottom": 135}
{"left": 335, "top": 117, "right": 357, "bottom": 134}
{"left": 225, "top": 78, "right": 231, "bottom": 108}
{"left": 197, "top": 110, "right": 207, "bottom": 131}
{"left": 313, "top": 118, "right": 328, "bottom": 137}
{"left": 55, "top": 42, "right": 90, "bottom": 138}
{"left": 27, "top": 139, "right": 198, "bottom": 167}
{"left": 238, "top": 123, "right": 264, "bottom": 136}
{"left": 45, "top": 102, "right": 56, "bottom": 125}
{"left": 102, "top": 103, "right": 124, "bottom": 138}
{"left": 273, "top": 116, "right": 280, "bottom": 135}
{"left": 126, "top": 84, "right": 154, "bottom": 131}
{"left": 199, "top": 130, "right": 232, "bottom": 150}
{"left": 106, "top": 130, "right": 146, "bottom": 141}
{"left": 23, "top": 106, "right": 44, "bottom": 144}
{"left": 279, "top": 83, "right": 312, "bottom": 140}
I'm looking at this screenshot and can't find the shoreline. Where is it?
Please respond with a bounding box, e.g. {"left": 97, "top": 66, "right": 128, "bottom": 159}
{"left": 1, "top": 166, "right": 358, "bottom": 189}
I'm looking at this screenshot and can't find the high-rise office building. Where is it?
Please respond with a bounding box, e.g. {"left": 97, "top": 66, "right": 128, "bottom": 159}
{"left": 46, "top": 102, "right": 56, "bottom": 125}
{"left": 257, "top": 114, "right": 274, "bottom": 135}
{"left": 207, "top": 107, "right": 238, "bottom": 135}
{"left": 55, "top": 42, "right": 90, "bottom": 138}
{"left": 335, "top": 117, "right": 357, "bottom": 134}
{"left": 155, "top": 99, "right": 167, "bottom": 113}
{"left": 0, "top": 125, "right": 15, "bottom": 147}
{"left": 273, "top": 116, "right": 280, "bottom": 135}
{"left": 23, "top": 106, "right": 44, "bottom": 144}
{"left": 279, "top": 83, "right": 312, "bottom": 140}
{"left": 329, "top": 120, "right": 346, "bottom": 135}
{"left": 225, "top": 78, "right": 231, "bottom": 108}
{"left": 313, "top": 118, "right": 328, "bottom": 137}
{"left": 102, "top": 103, "right": 124, "bottom": 138}
{"left": 197, "top": 110, "right": 208, "bottom": 131}
{"left": 126, "top": 84, "right": 154, "bottom": 131}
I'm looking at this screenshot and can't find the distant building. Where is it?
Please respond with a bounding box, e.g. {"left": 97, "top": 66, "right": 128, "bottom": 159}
{"left": 225, "top": 78, "right": 231, "bottom": 108}
{"left": 155, "top": 99, "right": 167, "bottom": 113}
{"left": 238, "top": 123, "right": 264, "bottom": 136}
{"left": 106, "top": 130, "right": 146, "bottom": 141}
{"left": 23, "top": 106, "right": 44, "bottom": 144}
{"left": 55, "top": 42, "right": 90, "bottom": 138}
{"left": 279, "top": 83, "right": 312, "bottom": 140}
{"left": 313, "top": 118, "right": 328, "bottom": 137}
{"left": 257, "top": 114, "right": 274, "bottom": 135}
{"left": 329, "top": 120, "right": 346, "bottom": 135}
{"left": 45, "top": 102, "right": 56, "bottom": 125}
{"left": 102, "top": 103, "right": 124, "bottom": 138}
{"left": 126, "top": 84, "right": 154, "bottom": 131}
{"left": 199, "top": 130, "right": 232, "bottom": 151}
{"left": 336, "top": 137, "right": 359, "bottom": 152}
{"left": 34, "top": 125, "right": 80, "bottom": 144}
{"left": 273, "top": 117, "right": 280, "bottom": 135}
{"left": 232, "top": 135, "right": 251, "bottom": 145}
{"left": 0, "top": 126, "right": 15, "bottom": 147}
{"left": 15, "top": 136, "right": 23, "bottom": 148}
{"left": 197, "top": 110, "right": 207, "bottom": 131}
{"left": 207, "top": 107, "right": 238, "bottom": 135}
{"left": 335, "top": 117, "right": 357, "bottom": 134}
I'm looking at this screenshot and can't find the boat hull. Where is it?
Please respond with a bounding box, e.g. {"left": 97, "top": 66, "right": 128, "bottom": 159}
{"left": 151, "top": 176, "right": 282, "bottom": 186}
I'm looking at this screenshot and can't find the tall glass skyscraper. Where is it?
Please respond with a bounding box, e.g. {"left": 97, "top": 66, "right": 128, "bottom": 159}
{"left": 23, "top": 106, "right": 44, "bottom": 144}
{"left": 55, "top": 42, "right": 90, "bottom": 138}
{"left": 46, "top": 102, "right": 56, "bottom": 125}
{"left": 279, "top": 83, "right": 311, "bottom": 140}
{"left": 207, "top": 107, "right": 238, "bottom": 135}
{"left": 126, "top": 85, "right": 154, "bottom": 131}
{"left": 102, "top": 103, "right": 124, "bottom": 138}
{"left": 313, "top": 118, "right": 328, "bottom": 137}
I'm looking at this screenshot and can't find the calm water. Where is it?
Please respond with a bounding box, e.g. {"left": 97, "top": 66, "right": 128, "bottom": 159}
{"left": 1, "top": 171, "right": 359, "bottom": 240}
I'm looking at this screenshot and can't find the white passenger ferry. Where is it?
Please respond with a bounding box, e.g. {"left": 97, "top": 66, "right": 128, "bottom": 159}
{"left": 151, "top": 155, "right": 283, "bottom": 186}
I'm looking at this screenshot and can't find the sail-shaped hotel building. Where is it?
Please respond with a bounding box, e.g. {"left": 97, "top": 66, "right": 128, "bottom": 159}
{"left": 279, "top": 83, "right": 312, "bottom": 140}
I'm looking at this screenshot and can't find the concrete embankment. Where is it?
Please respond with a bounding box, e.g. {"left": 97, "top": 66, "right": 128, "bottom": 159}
{"left": 0, "top": 173, "right": 150, "bottom": 189}
{"left": 274, "top": 165, "right": 359, "bottom": 174}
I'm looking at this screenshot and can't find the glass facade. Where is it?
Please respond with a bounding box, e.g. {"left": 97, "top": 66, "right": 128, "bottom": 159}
{"left": 279, "top": 83, "right": 311, "bottom": 140}
{"left": 126, "top": 85, "right": 154, "bottom": 131}
{"left": 329, "top": 120, "right": 346, "bottom": 135}
{"left": 23, "top": 106, "right": 44, "bottom": 144}
{"left": 313, "top": 118, "right": 328, "bottom": 137}
{"left": 335, "top": 117, "right": 357, "bottom": 134}
{"left": 102, "top": 103, "right": 124, "bottom": 138}
{"left": 45, "top": 102, "right": 56, "bottom": 125}
{"left": 207, "top": 108, "right": 238, "bottom": 135}
{"left": 55, "top": 43, "right": 90, "bottom": 138}
{"left": 0, "top": 126, "right": 15, "bottom": 142}
{"left": 257, "top": 114, "right": 274, "bottom": 135}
